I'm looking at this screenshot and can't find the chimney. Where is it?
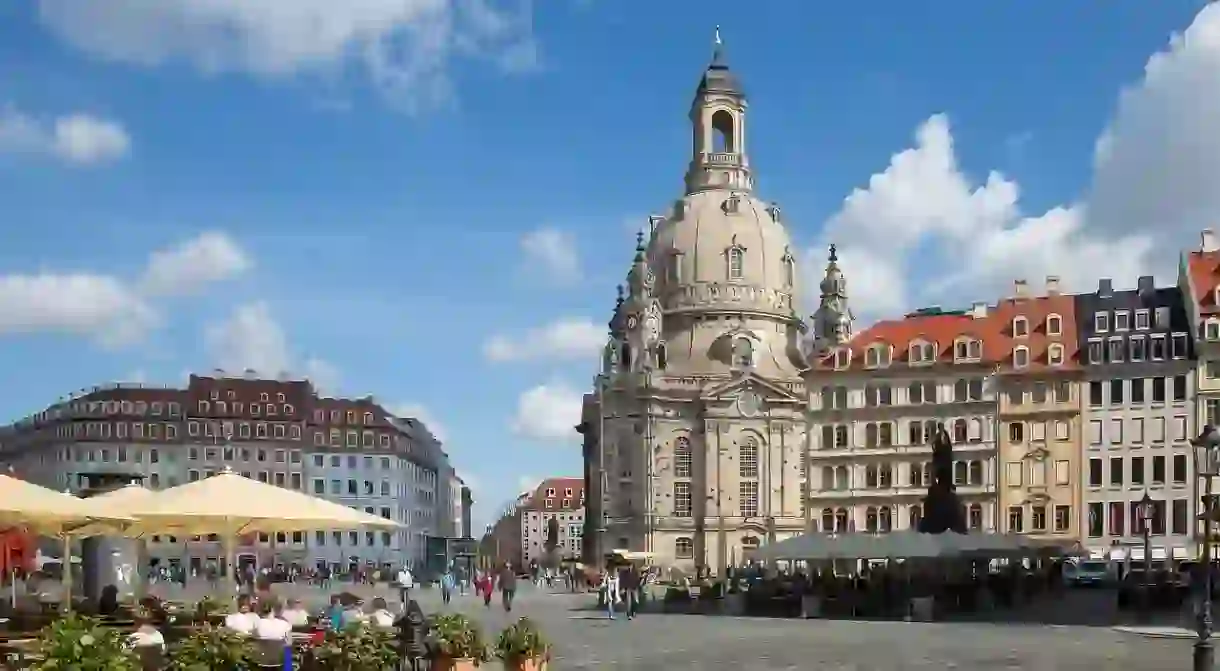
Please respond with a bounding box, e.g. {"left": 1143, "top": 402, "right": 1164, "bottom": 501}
{"left": 1204, "top": 229, "right": 1218, "bottom": 253}
{"left": 970, "top": 301, "right": 988, "bottom": 319}
{"left": 1045, "top": 275, "right": 1061, "bottom": 296}
{"left": 1014, "top": 279, "right": 1029, "bottom": 298}
{"left": 1098, "top": 278, "right": 1113, "bottom": 298}
{"left": 1137, "top": 275, "right": 1155, "bottom": 295}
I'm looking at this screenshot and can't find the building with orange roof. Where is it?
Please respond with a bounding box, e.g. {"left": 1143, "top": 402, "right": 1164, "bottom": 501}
{"left": 991, "top": 278, "right": 1083, "bottom": 546}
{"left": 1183, "top": 229, "right": 1220, "bottom": 427}
{"left": 805, "top": 297, "right": 1004, "bottom": 535}
{"left": 478, "top": 477, "right": 585, "bottom": 568}
{"left": 1078, "top": 272, "right": 1197, "bottom": 562}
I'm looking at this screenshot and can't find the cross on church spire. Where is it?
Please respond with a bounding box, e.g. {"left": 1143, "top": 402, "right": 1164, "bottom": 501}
{"left": 714, "top": 25, "right": 722, "bottom": 46}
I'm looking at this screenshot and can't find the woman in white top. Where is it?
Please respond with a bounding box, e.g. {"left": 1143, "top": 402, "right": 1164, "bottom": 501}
{"left": 252, "top": 602, "right": 292, "bottom": 643}
{"left": 279, "top": 599, "right": 310, "bottom": 628}
{"left": 368, "top": 597, "right": 395, "bottom": 629}
{"left": 223, "top": 596, "right": 261, "bottom": 635}
{"left": 127, "top": 613, "right": 165, "bottom": 650}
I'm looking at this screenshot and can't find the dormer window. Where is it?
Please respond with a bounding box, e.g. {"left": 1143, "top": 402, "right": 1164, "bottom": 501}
{"left": 1134, "top": 309, "right": 1149, "bottom": 330}
{"left": 1012, "top": 317, "right": 1029, "bottom": 337}
{"left": 908, "top": 340, "right": 937, "bottom": 365}
{"left": 1094, "top": 311, "right": 1109, "bottom": 333}
{"left": 781, "top": 248, "right": 796, "bottom": 288}
{"left": 1047, "top": 344, "right": 1065, "bottom": 366}
{"left": 1207, "top": 319, "right": 1220, "bottom": 342}
{"left": 833, "top": 348, "right": 851, "bottom": 370}
{"left": 953, "top": 338, "right": 982, "bottom": 362}
{"left": 722, "top": 195, "right": 741, "bottom": 214}
{"left": 1013, "top": 346, "right": 1030, "bottom": 368}
{"left": 865, "top": 344, "right": 891, "bottom": 368}
{"left": 766, "top": 203, "right": 781, "bottom": 222}
{"left": 1046, "top": 314, "right": 1062, "bottom": 336}
{"left": 726, "top": 241, "right": 745, "bottom": 281}
{"left": 1114, "top": 311, "right": 1130, "bottom": 331}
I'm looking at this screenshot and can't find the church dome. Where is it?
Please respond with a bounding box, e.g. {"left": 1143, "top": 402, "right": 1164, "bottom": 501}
{"left": 647, "top": 190, "right": 799, "bottom": 319}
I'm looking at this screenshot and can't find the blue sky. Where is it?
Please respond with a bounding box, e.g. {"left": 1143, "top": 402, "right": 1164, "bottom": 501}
{"left": 0, "top": 1, "right": 1215, "bottom": 526}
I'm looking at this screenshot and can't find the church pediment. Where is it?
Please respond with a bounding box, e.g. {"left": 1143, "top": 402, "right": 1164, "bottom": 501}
{"left": 700, "top": 371, "right": 802, "bottom": 404}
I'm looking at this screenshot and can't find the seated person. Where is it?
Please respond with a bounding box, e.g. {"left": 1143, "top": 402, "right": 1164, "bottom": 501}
{"left": 97, "top": 585, "right": 120, "bottom": 617}
{"left": 325, "top": 595, "right": 345, "bottom": 631}
{"left": 127, "top": 609, "right": 165, "bottom": 650}
{"left": 252, "top": 601, "right": 292, "bottom": 643}
{"left": 368, "top": 597, "right": 395, "bottom": 629}
{"left": 279, "top": 598, "right": 310, "bottom": 628}
{"left": 340, "top": 597, "right": 368, "bottom": 627}
{"left": 223, "top": 595, "right": 260, "bottom": 635}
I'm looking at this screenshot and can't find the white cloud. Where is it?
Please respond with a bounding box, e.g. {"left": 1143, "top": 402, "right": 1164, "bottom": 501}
{"left": 0, "top": 273, "right": 156, "bottom": 346}
{"left": 0, "top": 105, "right": 130, "bottom": 165}
{"left": 140, "top": 231, "right": 251, "bottom": 296}
{"left": 387, "top": 402, "right": 447, "bottom": 443}
{"left": 204, "top": 302, "right": 345, "bottom": 395}
{"left": 813, "top": 6, "right": 1220, "bottom": 318}
{"left": 36, "top": 0, "right": 539, "bottom": 111}
{"left": 511, "top": 381, "right": 583, "bottom": 442}
{"left": 519, "top": 227, "right": 580, "bottom": 283}
{"left": 483, "top": 316, "right": 604, "bottom": 363}
{"left": 0, "top": 232, "right": 249, "bottom": 346}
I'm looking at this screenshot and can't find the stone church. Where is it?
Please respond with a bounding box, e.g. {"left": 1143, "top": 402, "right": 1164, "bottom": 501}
{"left": 577, "top": 32, "right": 848, "bottom": 574}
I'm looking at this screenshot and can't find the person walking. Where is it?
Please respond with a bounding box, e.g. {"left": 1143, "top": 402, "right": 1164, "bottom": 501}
{"left": 499, "top": 563, "right": 517, "bottom": 613}
{"left": 620, "top": 564, "right": 641, "bottom": 620}
{"left": 479, "top": 571, "right": 494, "bottom": 608}
{"left": 600, "top": 568, "right": 620, "bottom": 620}
{"left": 440, "top": 566, "right": 455, "bottom": 606}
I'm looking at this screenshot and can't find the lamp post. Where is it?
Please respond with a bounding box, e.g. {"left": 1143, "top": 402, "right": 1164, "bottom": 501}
{"left": 1192, "top": 425, "right": 1220, "bottom": 671}
{"left": 1137, "top": 492, "right": 1155, "bottom": 622}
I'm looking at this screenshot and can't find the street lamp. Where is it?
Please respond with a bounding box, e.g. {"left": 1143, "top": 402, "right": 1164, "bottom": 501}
{"left": 1137, "top": 492, "right": 1155, "bottom": 622}
{"left": 1192, "top": 425, "right": 1220, "bottom": 671}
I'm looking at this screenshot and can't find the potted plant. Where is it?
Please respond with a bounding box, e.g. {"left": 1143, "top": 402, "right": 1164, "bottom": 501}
{"left": 310, "top": 625, "right": 398, "bottom": 671}
{"left": 493, "top": 617, "right": 550, "bottom": 671}
{"left": 167, "top": 623, "right": 252, "bottom": 671}
{"left": 31, "top": 614, "right": 139, "bottom": 671}
{"left": 429, "top": 613, "right": 490, "bottom": 670}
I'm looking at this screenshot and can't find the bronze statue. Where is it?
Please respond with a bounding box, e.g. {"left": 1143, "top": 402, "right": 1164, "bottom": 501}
{"left": 918, "top": 422, "right": 967, "bottom": 534}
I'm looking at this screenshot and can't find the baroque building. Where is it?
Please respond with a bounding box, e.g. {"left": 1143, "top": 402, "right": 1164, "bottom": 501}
{"left": 579, "top": 32, "right": 809, "bottom": 574}
{"left": 993, "top": 278, "right": 1083, "bottom": 544}
{"left": 805, "top": 296, "right": 1002, "bottom": 536}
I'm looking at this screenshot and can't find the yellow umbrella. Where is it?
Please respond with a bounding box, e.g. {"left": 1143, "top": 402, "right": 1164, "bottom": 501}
{"left": 0, "top": 474, "right": 132, "bottom": 535}
{"left": 120, "top": 469, "right": 402, "bottom": 535}
{"left": 104, "top": 468, "right": 402, "bottom": 603}
{"left": 67, "top": 484, "right": 158, "bottom": 538}
{"left": 0, "top": 474, "right": 134, "bottom": 611}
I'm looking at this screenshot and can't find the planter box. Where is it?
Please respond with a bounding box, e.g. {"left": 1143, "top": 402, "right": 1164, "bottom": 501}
{"left": 723, "top": 593, "right": 746, "bottom": 616}
{"left": 502, "top": 656, "right": 548, "bottom": 671}
{"left": 910, "top": 597, "right": 935, "bottom": 622}
{"left": 432, "top": 657, "right": 480, "bottom": 671}
{"left": 800, "top": 595, "right": 822, "bottom": 619}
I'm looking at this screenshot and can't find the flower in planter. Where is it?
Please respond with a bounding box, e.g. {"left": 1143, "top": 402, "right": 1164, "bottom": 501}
{"left": 31, "top": 613, "right": 139, "bottom": 671}
{"left": 191, "top": 596, "right": 225, "bottom": 622}
{"left": 428, "top": 613, "right": 490, "bottom": 665}
{"left": 167, "top": 623, "right": 252, "bottom": 671}
{"left": 309, "top": 625, "right": 399, "bottom": 671}
{"left": 493, "top": 617, "right": 551, "bottom": 669}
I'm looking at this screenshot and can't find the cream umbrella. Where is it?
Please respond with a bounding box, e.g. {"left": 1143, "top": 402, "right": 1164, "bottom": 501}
{"left": 103, "top": 468, "right": 402, "bottom": 597}
{"left": 0, "top": 474, "right": 134, "bottom": 611}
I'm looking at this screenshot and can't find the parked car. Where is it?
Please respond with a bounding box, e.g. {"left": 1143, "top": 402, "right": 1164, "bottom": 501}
{"left": 1063, "top": 560, "right": 1110, "bottom": 588}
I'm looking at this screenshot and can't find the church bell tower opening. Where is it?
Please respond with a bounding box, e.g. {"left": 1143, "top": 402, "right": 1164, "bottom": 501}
{"left": 711, "top": 109, "right": 736, "bottom": 153}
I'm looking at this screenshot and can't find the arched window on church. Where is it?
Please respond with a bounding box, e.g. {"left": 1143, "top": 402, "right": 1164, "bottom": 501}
{"left": 739, "top": 436, "right": 759, "bottom": 478}
{"left": 673, "top": 437, "right": 691, "bottom": 478}
{"left": 656, "top": 342, "right": 668, "bottom": 370}
{"left": 821, "top": 508, "right": 834, "bottom": 532}
{"left": 621, "top": 342, "right": 633, "bottom": 370}
{"left": 727, "top": 246, "right": 744, "bottom": 280}
{"left": 711, "top": 109, "right": 736, "bottom": 153}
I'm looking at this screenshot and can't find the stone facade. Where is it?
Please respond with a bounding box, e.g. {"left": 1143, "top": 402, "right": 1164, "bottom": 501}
{"left": 581, "top": 34, "right": 809, "bottom": 575}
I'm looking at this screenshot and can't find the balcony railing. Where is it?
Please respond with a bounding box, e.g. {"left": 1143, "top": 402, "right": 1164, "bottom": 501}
{"left": 705, "top": 152, "right": 741, "bottom": 166}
